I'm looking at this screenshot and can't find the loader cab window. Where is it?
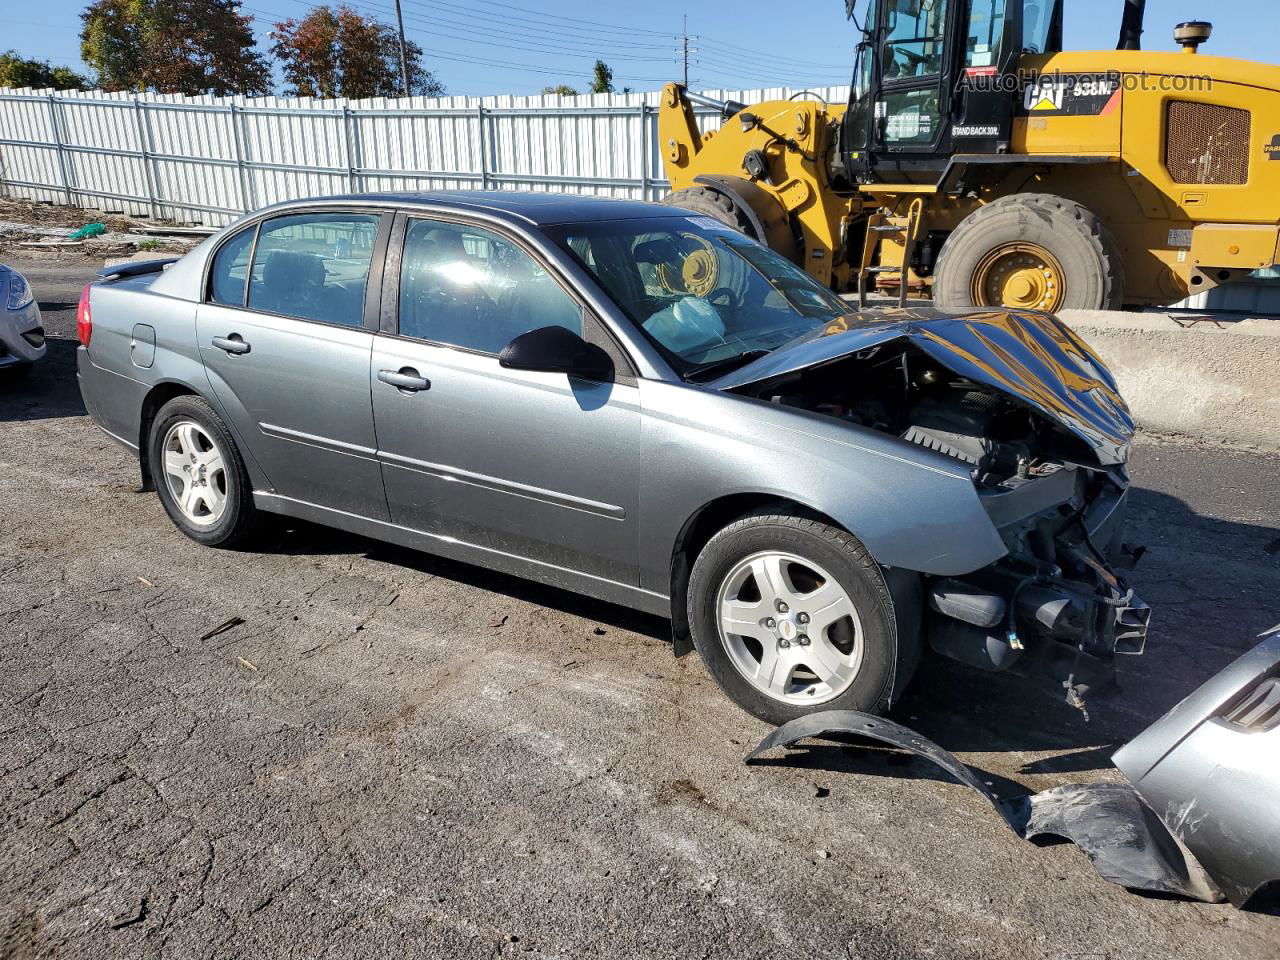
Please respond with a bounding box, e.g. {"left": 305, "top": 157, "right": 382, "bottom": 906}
{"left": 878, "top": 0, "right": 949, "bottom": 147}
{"left": 964, "top": 0, "right": 1006, "bottom": 67}
{"left": 881, "top": 0, "right": 949, "bottom": 80}
{"left": 1022, "top": 2, "right": 1060, "bottom": 54}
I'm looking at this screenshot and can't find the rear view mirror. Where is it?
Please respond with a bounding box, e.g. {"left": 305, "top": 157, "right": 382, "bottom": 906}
{"left": 499, "top": 325, "right": 614, "bottom": 382}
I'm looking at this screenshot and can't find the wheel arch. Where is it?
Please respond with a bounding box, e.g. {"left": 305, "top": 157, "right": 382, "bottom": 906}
{"left": 138, "top": 381, "right": 202, "bottom": 492}
{"left": 668, "top": 493, "right": 858, "bottom": 657}
{"left": 688, "top": 175, "right": 799, "bottom": 260}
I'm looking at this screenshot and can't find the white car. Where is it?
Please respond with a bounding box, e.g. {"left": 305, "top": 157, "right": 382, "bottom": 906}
{"left": 0, "top": 263, "right": 45, "bottom": 377}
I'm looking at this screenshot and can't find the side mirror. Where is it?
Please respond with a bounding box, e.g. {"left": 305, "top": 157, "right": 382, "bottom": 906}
{"left": 498, "top": 325, "right": 614, "bottom": 381}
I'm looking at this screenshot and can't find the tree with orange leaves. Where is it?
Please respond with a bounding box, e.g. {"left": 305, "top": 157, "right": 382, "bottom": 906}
{"left": 270, "top": 5, "right": 444, "bottom": 100}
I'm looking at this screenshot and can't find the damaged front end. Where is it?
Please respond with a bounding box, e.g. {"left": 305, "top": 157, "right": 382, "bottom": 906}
{"left": 714, "top": 308, "right": 1149, "bottom": 705}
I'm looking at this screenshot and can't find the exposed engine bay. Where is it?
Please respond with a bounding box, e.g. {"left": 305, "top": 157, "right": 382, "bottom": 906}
{"left": 731, "top": 339, "right": 1150, "bottom": 708}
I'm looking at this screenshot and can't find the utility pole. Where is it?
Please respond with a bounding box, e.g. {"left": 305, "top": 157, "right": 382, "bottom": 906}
{"left": 393, "top": 0, "right": 411, "bottom": 97}
{"left": 681, "top": 14, "right": 689, "bottom": 87}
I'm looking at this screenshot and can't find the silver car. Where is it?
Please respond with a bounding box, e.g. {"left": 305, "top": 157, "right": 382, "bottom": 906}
{"left": 76, "top": 192, "right": 1147, "bottom": 724}
{"left": 0, "top": 263, "right": 46, "bottom": 376}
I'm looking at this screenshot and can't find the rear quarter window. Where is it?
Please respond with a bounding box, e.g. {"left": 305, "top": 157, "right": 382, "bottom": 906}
{"left": 208, "top": 226, "right": 255, "bottom": 306}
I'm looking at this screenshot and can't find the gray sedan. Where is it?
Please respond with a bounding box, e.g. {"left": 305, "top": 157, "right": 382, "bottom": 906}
{"left": 0, "top": 263, "right": 46, "bottom": 376}
{"left": 76, "top": 192, "right": 1147, "bottom": 724}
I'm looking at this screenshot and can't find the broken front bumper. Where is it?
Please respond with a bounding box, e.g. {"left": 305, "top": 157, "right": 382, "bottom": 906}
{"left": 924, "top": 465, "right": 1149, "bottom": 702}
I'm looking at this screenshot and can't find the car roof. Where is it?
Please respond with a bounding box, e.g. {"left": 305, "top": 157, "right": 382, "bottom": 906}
{"left": 292, "top": 190, "right": 687, "bottom": 227}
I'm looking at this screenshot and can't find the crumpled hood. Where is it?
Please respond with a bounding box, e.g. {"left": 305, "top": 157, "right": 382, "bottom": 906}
{"left": 710, "top": 307, "right": 1135, "bottom": 466}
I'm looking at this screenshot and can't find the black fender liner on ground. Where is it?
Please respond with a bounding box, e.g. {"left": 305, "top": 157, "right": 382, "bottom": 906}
{"left": 745, "top": 710, "right": 1225, "bottom": 903}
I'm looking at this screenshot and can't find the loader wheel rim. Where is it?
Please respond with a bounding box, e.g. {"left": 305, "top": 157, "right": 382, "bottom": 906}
{"left": 972, "top": 243, "right": 1065, "bottom": 311}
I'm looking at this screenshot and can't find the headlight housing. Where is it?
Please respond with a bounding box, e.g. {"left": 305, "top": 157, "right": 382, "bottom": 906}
{"left": 6, "top": 271, "right": 34, "bottom": 310}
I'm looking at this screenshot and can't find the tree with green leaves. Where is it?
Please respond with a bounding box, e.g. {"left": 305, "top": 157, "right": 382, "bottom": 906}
{"left": 80, "top": 0, "right": 271, "bottom": 95}
{"left": 588, "top": 59, "right": 613, "bottom": 95}
{"left": 541, "top": 84, "right": 579, "bottom": 97}
{"left": 0, "top": 51, "right": 90, "bottom": 90}
{"left": 270, "top": 5, "right": 444, "bottom": 100}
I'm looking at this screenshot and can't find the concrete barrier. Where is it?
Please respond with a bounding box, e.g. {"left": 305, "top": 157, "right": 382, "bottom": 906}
{"left": 1059, "top": 310, "right": 1280, "bottom": 452}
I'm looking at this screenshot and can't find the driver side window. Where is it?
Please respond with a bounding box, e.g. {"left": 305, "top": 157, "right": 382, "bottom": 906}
{"left": 398, "top": 219, "right": 582, "bottom": 354}
{"left": 881, "top": 0, "right": 949, "bottom": 80}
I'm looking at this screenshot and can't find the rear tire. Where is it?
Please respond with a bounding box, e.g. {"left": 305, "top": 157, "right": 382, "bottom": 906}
{"left": 148, "top": 395, "right": 260, "bottom": 548}
{"left": 933, "top": 193, "right": 1125, "bottom": 311}
{"left": 687, "top": 511, "right": 919, "bottom": 725}
{"left": 661, "top": 186, "right": 756, "bottom": 238}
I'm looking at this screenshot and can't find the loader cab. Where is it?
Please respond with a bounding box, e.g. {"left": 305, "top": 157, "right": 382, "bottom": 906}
{"left": 842, "top": 0, "right": 1064, "bottom": 183}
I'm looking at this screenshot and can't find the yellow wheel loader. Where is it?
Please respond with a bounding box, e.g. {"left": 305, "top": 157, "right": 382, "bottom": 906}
{"left": 659, "top": 0, "right": 1280, "bottom": 310}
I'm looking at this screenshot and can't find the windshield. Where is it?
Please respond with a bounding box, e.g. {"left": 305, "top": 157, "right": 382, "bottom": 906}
{"left": 548, "top": 216, "right": 851, "bottom": 377}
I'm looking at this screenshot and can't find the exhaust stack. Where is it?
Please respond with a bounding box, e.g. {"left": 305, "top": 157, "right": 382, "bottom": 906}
{"left": 1118, "top": 0, "right": 1146, "bottom": 50}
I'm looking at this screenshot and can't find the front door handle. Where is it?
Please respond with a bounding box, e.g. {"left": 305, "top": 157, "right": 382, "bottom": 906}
{"left": 378, "top": 367, "right": 430, "bottom": 392}
{"left": 212, "top": 334, "right": 251, "bottom": 355}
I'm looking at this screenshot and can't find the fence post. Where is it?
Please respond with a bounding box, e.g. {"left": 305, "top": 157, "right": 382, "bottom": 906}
{"left": 45, "top": 95, "right": 73, "bottom": 207}
{"left": 342, "top": 105, "right": 358, "bottom": 192}
{"left": 229, "top": 103, "right": 252, "bottom": 212}
{"left": 477, "top": 105, "right": 489, "bottom": 190}
{"left": 638, "top": 102, "right": 649, "bottom": 202}
{"left": 133, "top": 98, "right": 160, "bottom": 220}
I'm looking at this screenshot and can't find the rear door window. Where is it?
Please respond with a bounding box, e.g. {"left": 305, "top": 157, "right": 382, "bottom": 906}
{"left": 247, "top": 213, "right": 380, "bottom": 327}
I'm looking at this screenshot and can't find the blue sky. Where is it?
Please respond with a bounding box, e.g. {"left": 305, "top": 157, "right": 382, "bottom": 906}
{"left": 5, "top": 0, "right": 1274, "bottom": 96}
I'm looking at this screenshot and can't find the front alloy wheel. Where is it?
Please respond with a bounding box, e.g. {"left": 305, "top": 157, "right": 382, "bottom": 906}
{"left": 687, "top": 511, "right": 916, "bottom": 725}
{"left": 716, "top": 551, "right": 865, "bottom": 706}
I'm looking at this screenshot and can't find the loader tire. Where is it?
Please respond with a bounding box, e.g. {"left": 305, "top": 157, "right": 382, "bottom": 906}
{"left": 661, "top": 187, "right": 756, "bottom": 238}
{"left": 933, "top": 193, "right": 1125, "bottom": 312}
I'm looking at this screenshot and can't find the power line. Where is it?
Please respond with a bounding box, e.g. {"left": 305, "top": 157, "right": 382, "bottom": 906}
{"left": 442, "top": 0, "right": 672, "bottom": 38}
{"left": 695, "top": 54, "right": 849, "bottom": 83}
{"left": 252, "top": 5, "right": 677, "bottom": 68}
{"left": 696, "top": 34, "right": 853, "bottom": 70}
{"left": 245, "top": 5, "right": 673, "bottom": 83}
{"left": 405, "top": 0, "right": 674, "bottom": 47}
{"left": 263, "top": 0, "right": 675, "bottom": 60}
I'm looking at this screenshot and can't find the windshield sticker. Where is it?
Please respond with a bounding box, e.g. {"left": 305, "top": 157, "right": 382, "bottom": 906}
{"left": 687, "top": 216, "right": 739, "bottom": 233}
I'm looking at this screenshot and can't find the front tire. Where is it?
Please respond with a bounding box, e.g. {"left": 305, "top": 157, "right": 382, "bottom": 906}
{"left": 148, "top": 395, "right": 260, "bottom": 547}
{"left": 933, "top": 193, "right": 1124, "bottom": 312}
{"left": 687, "top": 511, "right": 917, "bottom": 725}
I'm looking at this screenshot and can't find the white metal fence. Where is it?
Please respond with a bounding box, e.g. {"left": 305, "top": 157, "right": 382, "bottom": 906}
{"left": 0, "top": 85, "right": 850, "bottom": 228}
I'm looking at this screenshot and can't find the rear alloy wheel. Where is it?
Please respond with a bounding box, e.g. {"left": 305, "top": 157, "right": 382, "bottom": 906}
{"left": 161, "top": 421, "right": 229, "bottom": 528}
{"left": 688, "top": 511, "right": 917, "bottom": 725}
{"left": 148, "top": 395, "right": 260, "bottom": 547}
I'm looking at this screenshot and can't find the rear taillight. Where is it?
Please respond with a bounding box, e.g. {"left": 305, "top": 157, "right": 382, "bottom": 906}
{"left": 76, "top": 284, "right": 92, "bottom": 347}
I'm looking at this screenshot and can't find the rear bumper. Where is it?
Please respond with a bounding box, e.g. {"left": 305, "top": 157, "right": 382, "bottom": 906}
{"left": 77, "top": 346, "right": 145, "bottom": 451}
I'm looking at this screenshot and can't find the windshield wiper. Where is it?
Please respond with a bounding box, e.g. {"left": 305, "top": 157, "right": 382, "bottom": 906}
{"left": 686, "top": 349, "right": 771, "bottom": 381}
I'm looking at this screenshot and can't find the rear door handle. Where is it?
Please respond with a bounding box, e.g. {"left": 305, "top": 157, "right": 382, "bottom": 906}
{"left": 378, "top": 367, "right": 430, "bottom": 392}
{"left": 212, "top": 334, "right": 251, "bottom": 355}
